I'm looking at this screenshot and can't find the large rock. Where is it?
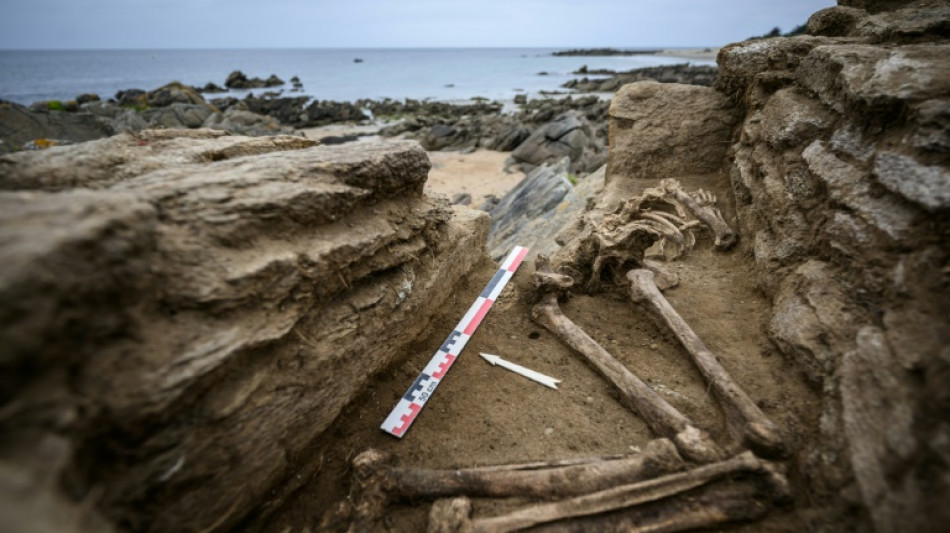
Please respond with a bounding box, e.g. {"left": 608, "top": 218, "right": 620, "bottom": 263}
{"left": 145, "top": 82, "right": 206, "bottom": 107}
{"left": 0, "top": 100, "right": 115, "bottom": 153}
{"left": 203, "top": 108, "right": 292, "bottom": 137}
{"left": 486, "top": 158, "right": 604, "bottom": 261}
{"left": 0, "top": 131, "right": 490, "bottom": 532}
{"left": 224, "top": 70, "right": 285, "bottom": 89}
{"left": 607, "top": 81, "right": 738, "bottom": 181}
{"left": 510, "top": 111, "right": 605, "bottom": 174}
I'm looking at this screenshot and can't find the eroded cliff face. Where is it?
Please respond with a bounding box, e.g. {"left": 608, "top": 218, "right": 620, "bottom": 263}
{"left": 605, "top": 1, "right": 949, "bottom": 530}
{"left": 0, "top": 131, "right": 489, "bottom": 532}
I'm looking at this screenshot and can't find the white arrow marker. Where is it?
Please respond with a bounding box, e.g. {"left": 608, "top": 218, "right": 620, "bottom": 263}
{"left": 479, "top": 353, "right": 561, "bottom": 390}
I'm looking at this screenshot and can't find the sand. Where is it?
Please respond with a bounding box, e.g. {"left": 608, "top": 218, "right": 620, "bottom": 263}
{"left": 300, "top": 124, "right": 526, "bottom": 204}
{"left": 425, "top": 149, "right": 525, "bottom": 204}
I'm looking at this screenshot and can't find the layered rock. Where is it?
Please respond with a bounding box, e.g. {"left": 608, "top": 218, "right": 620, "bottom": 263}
{"left": 509, "top": 111, "right": 607, "bottom": 175}
{"left": 485, "top": 158, "right": 605, "bottom": 261}
{"left": 0, "top": 130, "right": 489, "bottom": 532}
{"left": 598, "top": 2, "right": 949, "bottom": 530}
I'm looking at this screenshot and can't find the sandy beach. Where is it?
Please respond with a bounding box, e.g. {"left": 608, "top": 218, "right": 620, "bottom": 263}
{"left": 300, "top": 124, "right": 525, "bottom": 203}
{"left": 657, "top": 47, "right": 721, "bottom": 61}
{"left": 425, "top": 149, "right": 524, "bottom": 203}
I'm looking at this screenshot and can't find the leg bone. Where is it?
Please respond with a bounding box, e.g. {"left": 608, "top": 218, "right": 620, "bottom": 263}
{"left": 627, "top": 269, "right": 786, "bottom": 457}
{"left": 354, "top": 438, "right": 684, "bottom": 506}
{"left": 442, "top": 452, "right": 786, "bottom": 533}
{"left": 531, "top": 292, "right": 723, "bottom": 464}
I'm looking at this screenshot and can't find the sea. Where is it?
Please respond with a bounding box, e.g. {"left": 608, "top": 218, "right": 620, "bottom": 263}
{"left": 0, "top": 48, "right": 713, "bottom": 107}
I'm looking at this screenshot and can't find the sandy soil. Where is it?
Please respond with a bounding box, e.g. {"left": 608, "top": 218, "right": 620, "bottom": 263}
{"left": 657, "top": 47, "right": 721, "bottom": 61}
{"left": 261, "top": 172, "right": 822, "bottom": 532}
{"left": 425, "top": 149, "right": 525, "bottom": 204}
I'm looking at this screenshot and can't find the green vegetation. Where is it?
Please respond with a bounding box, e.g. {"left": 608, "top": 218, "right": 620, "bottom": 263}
{"left": 567, "top": 173, "right": 578, "bottom": 186}
{"left": 46, "top": 100, "right": 64, "bottom": 111}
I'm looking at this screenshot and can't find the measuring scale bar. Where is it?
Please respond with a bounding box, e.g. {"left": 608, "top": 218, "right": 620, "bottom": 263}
{"left": 381, "top": 245, "right": 528, "bottom": 437}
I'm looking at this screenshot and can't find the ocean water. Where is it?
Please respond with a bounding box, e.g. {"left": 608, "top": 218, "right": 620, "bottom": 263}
{"left": 0, "top": 48, "right": 713, "bottom": 106}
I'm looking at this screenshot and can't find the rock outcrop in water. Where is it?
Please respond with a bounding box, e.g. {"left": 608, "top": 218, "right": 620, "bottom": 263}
{"left": 0, "top": 130, "right": 489, "bottom": 532}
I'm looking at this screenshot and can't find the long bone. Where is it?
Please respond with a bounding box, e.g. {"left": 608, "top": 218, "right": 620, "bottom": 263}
{"left": 626, "top": 269, "right": 785, "bottom": 457}
{"left": 427, "top": 451, "right": 789, "bottom": 533}
{"left": 531, "top": 258, "right": 723, "bottom": 464}
{"left": 349, "top": 439, "right": 686, "bottom": 531}
{"left": 660, "top": 179, "right": 737, "bottom": 250}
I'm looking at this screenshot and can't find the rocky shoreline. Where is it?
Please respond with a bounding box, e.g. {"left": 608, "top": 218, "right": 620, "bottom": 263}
{"left": 0, "top": 63, "right": 717, "bottom": 176}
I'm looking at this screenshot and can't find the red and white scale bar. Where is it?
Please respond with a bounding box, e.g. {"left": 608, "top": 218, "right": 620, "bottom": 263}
{"left": 381, "top": 245, "right": 529, "bottom": 438}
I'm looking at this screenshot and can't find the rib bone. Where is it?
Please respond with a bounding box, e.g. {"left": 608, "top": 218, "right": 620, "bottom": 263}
{"left": 627, "top": 269, "right": 785, "bottom": 457}
{"left": 428, "top": 451, "right": 789, "bottom": 533}
{"left": 661, "top": 179, "right": 737, "bottom": 250}
{"left": 531, "top": 257, "right": 723, "bottom": 464}
{"left": 351, "top": 439, "right": 686, "bottom": 530}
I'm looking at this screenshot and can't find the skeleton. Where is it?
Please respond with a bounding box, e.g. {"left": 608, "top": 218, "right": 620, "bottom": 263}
{"left": 556, "top": 179, "right": 730, "bottom": 292}
{"left": 627, "top": 269, "right": 786, "bottom": 457}
{"left": 532, "top": 256, "right": 724, "bottom": 464}
{"left": 340, "top": 181, "right": 789, "bottom": 531}
{"left": 427, "top": 451, "right": 789, "bottom": 533}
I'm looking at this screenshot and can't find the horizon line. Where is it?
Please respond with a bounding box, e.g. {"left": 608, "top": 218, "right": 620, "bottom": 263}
{"left": 0, "top": 44, "right": 720, "bottom": 52}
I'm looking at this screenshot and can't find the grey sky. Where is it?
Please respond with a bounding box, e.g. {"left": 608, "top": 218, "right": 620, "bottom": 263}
{"left": 1, "top": 0, "right": 836, "bottom": 49}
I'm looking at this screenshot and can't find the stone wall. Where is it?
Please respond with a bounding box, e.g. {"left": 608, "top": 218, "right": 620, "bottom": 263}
{"left": 606, "top": 1, "right": 949, "bottom": 530}
{"left": 0, "top": 130, "right": 489, "bottom": 532}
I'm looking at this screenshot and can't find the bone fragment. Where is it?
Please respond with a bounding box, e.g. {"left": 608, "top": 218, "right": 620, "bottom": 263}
{"left": 661, "top": 180, "right": 737, "bottom": 250}
{"left": 429, "top": 452, "right": 788, "bottom": 533}
{"left": 531, "top": 259, "right": 722, "bottom": 464}
{"left": 627, "top": 269, "right": 785, "bottom": 457}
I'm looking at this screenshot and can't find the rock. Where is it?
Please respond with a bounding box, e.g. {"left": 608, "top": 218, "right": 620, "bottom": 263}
{"left": 759, "top": 88, "right": 835, "bottom": 149}
{"left": 146, "top": 82, "right": 206, "bottom": 107}
{"left": 115, "top": 88, "right": 147, "bottom": 108}
{"left": 140, "top": 103, "right": 214, "bottom": 129}
{"left": 0, "top": 132, "right": 490, "bottom": 532}
{"left": 768, "top": 261, "right": 861, "bottom": 386}
{"left": 486, "top": 158, "right": 604, "bottom": 261}
{"left": 840, "top": 326, "right": 919, "bottom": 533}
{"left": 805, "top": 6, "right": 869, "bottom": 37}
{"left": 303, "top": 100, "right": 369, "bottom": 127}
{"left": 0, "top": 99, "right": 115, "bottom": 153}
{"left": 75, "top": 93, "right": 100, "bottom": 105}
{"left": 224, "top": 70, "right": 286, "bottom": 90}
{"left": 873, "top": 151, "right": 950, "bottom": 210}
{"left": 319, "top": 134, "right": 360, "bottom": 145}
{"left": 797, "top": 44, "right": 950, "bottom": 113}
{"left": 199, "top": 82, "right": 227, "bottom": 93}
{"left": 513, "top": 94, "right": 527, "bottom": 104}
{"left": 510, "top": 111, "right": 604, "bottom": 174}
{"left": 451, "top": 192, "right": 472, "bottom": 205}
{"left": 422, "top": 123, "right": 461, "bottom": 151}
{"left": 489, "top": 124, "right": 531, "bottom": 151}
{"left": 203, "top": 108, "right": 291, "bottom": 137}
{"left": 607, "top": 81, "right": 738, "bottom": 181}
{"left": 562, "top": 64, "right": 718, "bottom": 92}
{"left": 243, "top": 95, "right": 309, "bottom": 125}
{"left": 910, "top": 97, "right": 950, "bottom": 152}
{"left": 111, "top": 108, "right": 150, "bottom": 133}
{"left": 802, "top": 140, "right": 919, "bottom": 240}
